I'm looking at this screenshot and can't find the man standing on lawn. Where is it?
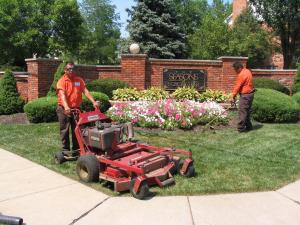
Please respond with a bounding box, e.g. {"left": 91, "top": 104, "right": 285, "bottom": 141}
{"left": 56, "top": 62, "right": 99, "bottom": 156}
{"left": 232, "top": 61, "right": 255, "bottom": 132}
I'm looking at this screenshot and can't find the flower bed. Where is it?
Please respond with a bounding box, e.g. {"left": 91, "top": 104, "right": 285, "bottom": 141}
{"left": 107, "top": 99, "right": 228, "bottom": 130}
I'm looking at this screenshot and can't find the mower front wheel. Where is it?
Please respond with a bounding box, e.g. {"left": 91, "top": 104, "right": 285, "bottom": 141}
{"left": 130, "top": 179, "right": 149, "bottom": 200}
{"left": 178, "top": 160, "right": 195, "bottom": 178}
{"left": 76, "top": 155, "right": 99, "bottom": 183}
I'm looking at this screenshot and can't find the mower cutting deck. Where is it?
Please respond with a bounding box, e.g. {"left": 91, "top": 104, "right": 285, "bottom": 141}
{"left": 55, "top": 108, "right": 195, "bottom": 199}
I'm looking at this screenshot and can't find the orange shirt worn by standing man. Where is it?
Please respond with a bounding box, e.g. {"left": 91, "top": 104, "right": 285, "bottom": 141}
{"left": 232, "top": 61, "right": 255, "bottom": 132}
{"left": 56, "top": 62, "right": 99, "bottom": 157}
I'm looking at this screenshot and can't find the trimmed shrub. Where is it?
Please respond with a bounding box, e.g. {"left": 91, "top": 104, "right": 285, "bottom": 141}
{"left": 24, "top": 97, "right": 57, "bottom": 123}
{"left": 171, "top": 87, "right": 200, "bottom": 101}
{"left": 0, "top": 70, "right": 24, "bottom": 115}
{"left": 112, "top": 88, "right": 140, "bottom": 101}
{"left": 86, "top": 78, "right": 130, "bottom": 99}
{"left": 253, "top": 77, "right": 289, "bottom": 94}
{"left": 292, "top": 63, "right": 300, "bottom": 94}
{"left": 252, "top": 88, "right": 300, "bottom": 123}
{"left": 139, "top": 87, "right": 170, "bottom": 100}
{"left": 292, "top": 92, "right": 300, "bottom": 105}
{"left": 24, "top": 92, "right": 110, "bottom": 123}
{"left": 199, "top": 89, "right": 231, "bottom": 103}
{"left": 47, "top": 62, "right": 67, "bottom": 96}
{"left": 81, "top": 92, "right": 110, "bottom": 112}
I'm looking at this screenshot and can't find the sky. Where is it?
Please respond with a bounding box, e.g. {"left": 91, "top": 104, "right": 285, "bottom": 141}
{"left": 111, "top": 0, "right": 233, "bottom": 38}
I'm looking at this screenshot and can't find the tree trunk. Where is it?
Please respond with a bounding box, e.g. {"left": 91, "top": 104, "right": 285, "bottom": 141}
{"left": 281, "top": 30, "right": 294, "bottom": 69}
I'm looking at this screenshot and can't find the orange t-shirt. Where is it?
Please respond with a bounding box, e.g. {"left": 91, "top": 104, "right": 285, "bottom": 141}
{"left": 232, "top": 68, "right": 254, "bottom": 97}
{"left": 56, "top": 74, "right": 86, "bottom": 108}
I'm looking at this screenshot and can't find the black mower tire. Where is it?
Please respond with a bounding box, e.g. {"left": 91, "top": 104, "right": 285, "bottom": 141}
{"left": 54, "top": 152, "right": 66, "bottom": 164}
{"left": 169, "top": 160, "right": 180, "bottom": 175}
{"left": 178, "top": 160, "right": 195, "bottom": 178}
{"left": 130, "top": 179, "right": 149, "bottom": 200}
{"left": 76, "top": 155, "right": 100, "bottom": 183}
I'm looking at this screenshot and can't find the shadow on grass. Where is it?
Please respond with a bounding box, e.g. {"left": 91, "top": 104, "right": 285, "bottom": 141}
{"left": 252, "top": 123, "right": 264, "bottom": 131}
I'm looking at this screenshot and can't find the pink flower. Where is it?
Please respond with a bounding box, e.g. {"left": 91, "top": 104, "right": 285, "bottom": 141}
{"left": 175, "top": 114, "right": 181, "bottom": 120}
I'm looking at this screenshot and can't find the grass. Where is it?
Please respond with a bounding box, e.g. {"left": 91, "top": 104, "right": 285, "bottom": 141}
{"left": 0, "top": 122, "right": 300, "bottom": 196}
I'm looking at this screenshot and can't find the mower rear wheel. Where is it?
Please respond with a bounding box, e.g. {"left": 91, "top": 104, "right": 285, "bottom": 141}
{"left": 178, "top": 160, "right": 195, "bottom": 178}
{"left": 54, "top": 152, "right": 66, "bottom": 164}
{"left": 130, "top": 179, "right": 149, "bottom": 200}
{"left": 76, "top": 155, "right": 99, "bottom": 183}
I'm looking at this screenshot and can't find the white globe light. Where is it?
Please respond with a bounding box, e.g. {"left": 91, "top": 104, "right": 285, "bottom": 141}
{"left": 129, "top": 43, "right": 140, "bottom": 54}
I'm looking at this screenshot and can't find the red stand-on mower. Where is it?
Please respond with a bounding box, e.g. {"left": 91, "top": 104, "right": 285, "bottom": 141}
{"left": 55, "top": 108, "right": 195, "bottom": 199}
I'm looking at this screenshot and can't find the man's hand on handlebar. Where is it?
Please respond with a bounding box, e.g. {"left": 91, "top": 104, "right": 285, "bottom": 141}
{"left": 93, "top": 101, "right": 100, "bottom": 109}
{"left": 64, "top": 106, "right": 71, "bottom": 116}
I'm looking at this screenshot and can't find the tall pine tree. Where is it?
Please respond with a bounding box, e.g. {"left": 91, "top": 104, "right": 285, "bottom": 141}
{"left": 127, "top": 0, "right": 187, "bottom": 59}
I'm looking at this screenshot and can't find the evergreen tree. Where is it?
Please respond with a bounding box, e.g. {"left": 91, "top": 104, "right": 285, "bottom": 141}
{"left": 47, "top": 62, "right": 67, "bottom": 97}
{"left": 127, "top": 0, "right": 187, "bottom": 59}
{"left": 0, "top": 70, "right": 24, "bottom": 115}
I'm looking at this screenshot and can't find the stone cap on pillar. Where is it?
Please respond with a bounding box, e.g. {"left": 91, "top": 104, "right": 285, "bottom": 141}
{"left": 25, "top": 58, "right": 63, "bottom": 63}
{"left": 218, "top": 56, "right": 248, "bottom": 61}
{"left": 121, "top": 54, "right": 148, "bottom": 59}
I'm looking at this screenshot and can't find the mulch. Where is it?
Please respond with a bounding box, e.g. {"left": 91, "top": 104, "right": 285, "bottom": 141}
{"left": 0, "top": 113, "right": 29, "bottom": 125}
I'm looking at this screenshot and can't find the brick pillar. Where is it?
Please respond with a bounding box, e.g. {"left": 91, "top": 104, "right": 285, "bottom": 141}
{"left": 25, "top": 58, "right": 62, "bottom": 101}
{"left": 219, "top": 56, "right": 248, "bottom": 93}
{"left": 121, "top": 54, "right": 148, "bottom": 90}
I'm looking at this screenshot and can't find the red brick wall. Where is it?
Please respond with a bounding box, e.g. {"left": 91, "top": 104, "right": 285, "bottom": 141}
{"left": 97, "top": 66, "right": 121, "bottom": 80}
{"left": 219, "top": 57, "right": 248, "bottom": 92}
{"left": 15, "top": 75, "right": 28, "bottom": 101}
{"left": 252, "top": 69, "right": 297, "bottom": 89}
{"left": 149, "top": 59, "right": 223, "bottom": 90}
{"left": 121, "top": 54, "right": 147, "bottom": 90}
{"left": 26, "top": 58, "right": 62, "bottom": 101}
{"left": 23, "top": 56, "right": 297, "bottom": 101}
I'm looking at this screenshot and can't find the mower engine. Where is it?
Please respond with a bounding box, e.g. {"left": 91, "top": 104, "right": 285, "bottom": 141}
{"left": 82, "top": 122, "right": 133, "bottom": 151}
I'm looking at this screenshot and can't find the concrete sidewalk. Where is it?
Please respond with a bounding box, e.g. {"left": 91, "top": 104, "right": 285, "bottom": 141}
{"left": 0, "top": 148, "right": 299, "bottom": 225}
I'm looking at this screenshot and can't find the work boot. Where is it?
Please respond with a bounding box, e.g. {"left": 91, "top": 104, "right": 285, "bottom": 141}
{"left": 71, "top": 149, "right": 80, "bottom": 157}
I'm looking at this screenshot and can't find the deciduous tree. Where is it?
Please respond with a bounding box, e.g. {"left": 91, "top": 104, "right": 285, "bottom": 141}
{"left": 249, "top": 0, "right": 300, "bottom": 68}
{"left": 79, "top": 0, "right": 121, "bottom": 64}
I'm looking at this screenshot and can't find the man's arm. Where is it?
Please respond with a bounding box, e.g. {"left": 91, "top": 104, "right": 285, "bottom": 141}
{"left": 232, "top": 74, "right": 245, "bottom": 100}
{"left": 83, "top": 88, "right": 99, "bottom": 109}
{"left": 58, "top": 89, "right": 71, "bottom": 114}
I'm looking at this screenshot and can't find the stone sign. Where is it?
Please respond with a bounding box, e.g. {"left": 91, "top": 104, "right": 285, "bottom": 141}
{"left": 163, "top": 69, "right": 207, "bottom": 91}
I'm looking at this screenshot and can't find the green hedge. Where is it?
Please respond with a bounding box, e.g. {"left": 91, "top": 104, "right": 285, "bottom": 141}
{"left": 24, "top": 97, "right": 57, "bottom": 123}
{"left": 81, "top": 91, "right": 110, "bottom": 112}
{"left": 252, "top": 88, "right": 300, "bottom": 123}
{"left": 86, "top": 78, "right": 130, "bottom": 98}
{"left": 24, "top": 92, "right": 110, "bottom": 123}
{"left": 292, "top": 63, "right": 300, "bottom": 94}
{"left": 253, "top": 78, "right": 289, "bottom": 94}
{"left": 292, "top": 92, "right": 300, "bottom": 105}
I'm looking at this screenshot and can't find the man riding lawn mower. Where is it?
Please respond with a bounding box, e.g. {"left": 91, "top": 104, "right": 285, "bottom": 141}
{"left": 54, "top": 108, "right": 195, "bottom": 200}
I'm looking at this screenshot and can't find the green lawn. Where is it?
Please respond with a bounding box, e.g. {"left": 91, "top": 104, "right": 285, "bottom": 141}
{"left": 0, "top": 122, "right": 299, "bottom": 196}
